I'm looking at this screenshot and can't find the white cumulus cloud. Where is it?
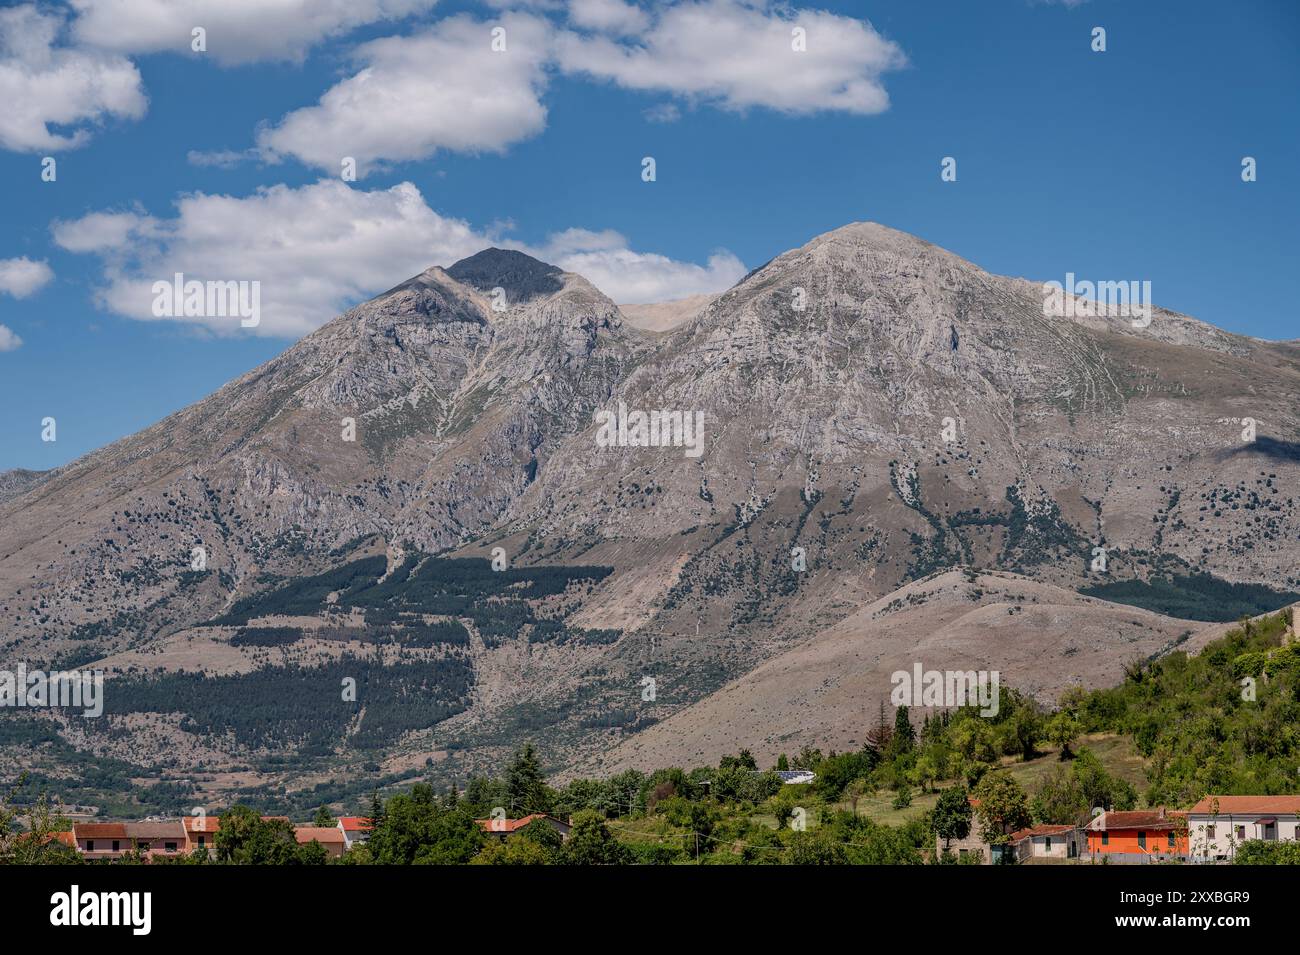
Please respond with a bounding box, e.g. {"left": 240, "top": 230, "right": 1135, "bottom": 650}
{"left": 567, "top": 0, "right": 649, "bottom": 35}
{"left": 256, "top": 13, "right": 552, "bottom": 174}
{"left": 0, "top": 257, "right": 55, "bottom": 298}
{"left": 53, "top": 180, "right": 740, "bottom": 336}
{"left": 0, "top": 325, "right": 23, "bottom": 351}
{"left": 556, "top": 0, "right": 906, "bottom": 114}
{"left": 52, "top": 180, "right": 487, "bottom": 337}
{"left": 524, "top": 228, "right": 744, "bottom": 303}
{"left": 68, "top": 0, "right": 439, "bottom": 65}
{"left": 0, "top": 4, "right": 146, "bottom": 152}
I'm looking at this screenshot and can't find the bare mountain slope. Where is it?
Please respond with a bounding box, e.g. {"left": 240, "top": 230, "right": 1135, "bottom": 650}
{"left": 571, "top": 569, "right": 1236, "bottom": 775}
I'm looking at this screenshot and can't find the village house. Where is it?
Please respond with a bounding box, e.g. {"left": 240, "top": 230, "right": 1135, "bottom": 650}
{"left": 72, "top": 823, "right": 128, "bottom": 860}
{"left": 182, "top": 814, "right": 291, "bottom": 856}
{"left": 934, "top": 798, "right": 1004, "bottom": 864}
{"left": 1084, "top": 809, "right": 1188, "bottom": 862}
{"left": 474, "top": 813, "right": 572, "bottom": 841}
{"left": 62, "top": 813, "right": 369, "bottom": 862}
{"left": 1186, "top": 795, "right": 1300, "bottom": 861}
{"left": 72, "top": 821, "right": 186, "bottom": 860}
{"left": 184, "top": 814, "right": 220, "bottom": 855}
{"left": 1009, "top": 824, "right": 1081, "bottom": 862}
{"left": 336, "top": 816, "right": 372, "bottom": 850}
{"left": 293, "top": 826, "right": 347, "bottom": 858}
{"left": 125, "top": 821, "right": 186, "bottom": 858}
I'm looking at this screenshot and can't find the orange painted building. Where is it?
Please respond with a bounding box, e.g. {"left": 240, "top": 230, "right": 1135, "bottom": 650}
{"left": 183, "top": 814, "right": 223, "bottom": 854}
{"left": 1084, "top": 809, "right": 1188, "bottom": 860}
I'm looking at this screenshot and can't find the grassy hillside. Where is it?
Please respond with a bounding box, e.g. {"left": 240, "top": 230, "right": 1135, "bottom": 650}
{"left": 844, "top": 732, "right": 1145, "bottom": 827}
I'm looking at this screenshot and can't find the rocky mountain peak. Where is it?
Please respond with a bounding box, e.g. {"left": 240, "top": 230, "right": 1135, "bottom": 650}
{"left": 446, "top": 248, "right": 565, "bottom": 303}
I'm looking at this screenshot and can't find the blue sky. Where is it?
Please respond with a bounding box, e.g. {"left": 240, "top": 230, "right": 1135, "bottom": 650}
{"left": 0, "top": 0, "right": 1296, "bottom": 471}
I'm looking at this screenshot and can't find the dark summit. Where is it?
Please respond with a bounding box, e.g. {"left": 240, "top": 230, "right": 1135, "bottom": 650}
{"left": 446, "top": 248, "right": 564, "bottom": 302}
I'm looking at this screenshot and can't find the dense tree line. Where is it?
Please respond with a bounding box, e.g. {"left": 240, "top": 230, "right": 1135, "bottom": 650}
{"left": 209, "top": 552, "right": 617, "bottom": 647}
{"left": 1080, "top": 573, "right": 1297, "bottom": 622}
{"left": 97, "top": 655, "right": 474, "bottom": 753}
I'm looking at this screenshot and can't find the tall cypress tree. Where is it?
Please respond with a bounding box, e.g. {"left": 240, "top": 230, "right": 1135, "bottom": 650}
{"left": 893, "top": 705, "right": 916, "bottom": 755}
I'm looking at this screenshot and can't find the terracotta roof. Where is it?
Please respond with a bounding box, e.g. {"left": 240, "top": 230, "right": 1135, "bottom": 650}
{"left": 73, "top": 823, "right": 128, "bottom": 839}
{"left": 1189, "top": 795, "right": 1300, "bottom": 815}
{"left": 124, "top": 821, "right": 186, "bottom": 840}
{"left": 48, "top": 831, "right": 76, "bottom": 847}
{"left": 294, "top": 826, "right": 345, "bottom": 845}
{"left": 1010, "top": 824, "right": 1075, "bottom": 842}
{"left": 337, "top": 816, "right": 372, "bottom": 831}
{"left": 474, "top": 813, "right": 569, "bottom": 834}
{"left": 182, "top": 814, "right": 287, "bottom": 834}
{"left": 1093, "top": 810, "right": 1182, "bottom": 831}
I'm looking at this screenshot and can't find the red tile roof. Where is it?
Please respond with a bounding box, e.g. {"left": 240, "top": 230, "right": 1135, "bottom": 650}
{"left": 474, "top": 813, "right": 568, "bottom": 834}
{"left": 1093, "top": 810, "right": 1183, "bottom": 831}
{"left": 73, "top": 823, "right": 128, "bottom": 839}
{"left": 182, "top": 814, "right": 289, "bottom": 834}
{"left": 124, "top": 821, "right": 186, "bottom": 840}
{"left": 1010, "top": 824, "right": 1075, "bottom": 842}
{"left": 1189, "top": 795, "right": 1300, "bottom": 815}
{"left": 337, "top": 816, "right": 372, "bottom": 831}
{"left": 293, "top": 826, "right": 345, "bottom": 845}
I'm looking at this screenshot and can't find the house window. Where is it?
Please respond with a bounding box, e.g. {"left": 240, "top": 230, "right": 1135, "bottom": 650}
{"left": 87, "top": 840, "right": 95, "bottom": 851}
{"left": 1206, "top": 825, "right": 1216, "bottom": 840}
{"left": 1235, "top": 826, "right": 1245, "bottom": 840}
{"left": 1137, "top": 832, "right": 1146, "bottom": 849}
{"left": 1168, "top": 833, "right": 1176, "bottom": 849}
{"left": 112, "top": 840, "right": 120, "bottom": 851}
{"left": 1101, "top": 832, "right": 1109, "bottom": 846}
{"left": 165, "top": 842, "right": 177, "bottom": 851}
{"left": 138, "top": 842, "right": 150, "bottom": 852}
{"left": 1045, "top": 837, "right": 1052, "bottom": 851}
{"left": 197, "top": 835, "right": 206, "bottom": 847}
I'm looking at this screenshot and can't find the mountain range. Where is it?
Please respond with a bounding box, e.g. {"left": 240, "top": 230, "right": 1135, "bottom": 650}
{"left": 2, "top": 222, "right": 1298, "bottom": 811}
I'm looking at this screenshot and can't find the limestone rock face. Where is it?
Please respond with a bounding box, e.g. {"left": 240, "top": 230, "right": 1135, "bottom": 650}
{"left": 2, "top": 224, "right": 1297, "bottom": 775}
